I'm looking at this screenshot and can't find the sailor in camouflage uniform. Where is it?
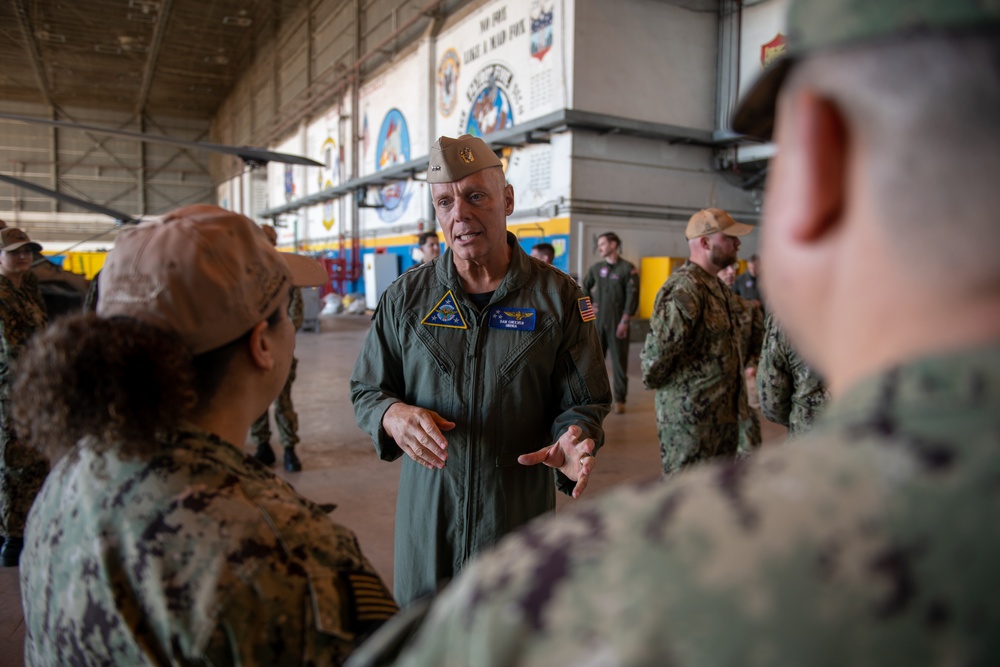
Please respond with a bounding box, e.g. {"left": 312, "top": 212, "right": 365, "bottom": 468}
{"left": 758, "top": 313, "right": 829, "bottom": 436}
{"left": 0, "top": 227, "right": 48, "bottom": 567}
{"left": 253, "top": 225, "right": 306, "bottom": 472}
{"left": 731, "top": 291, "right": 765, "bottom": 453}
{"left": 343, "top": 1, "right": 1000, "bottom": 665}
{"left": 18, "top": 206, "right": 396, "bottom": 665}
{"left": 640, "top": 208, "right": 755, "bottom": 475}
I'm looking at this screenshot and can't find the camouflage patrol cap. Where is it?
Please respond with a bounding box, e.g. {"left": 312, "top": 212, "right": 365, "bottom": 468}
{"left": 427, "top": 134, "right": 503, "bottom": 183}
{"left": 98, "top": 205, "right": 327, "bottom": 355}
{"left": 686, "top": 208, "right": 754, "bottom": 240}
{"left": 732, "top": 0, "right": 1000, "bottom": 139}
{"left": 0, "top": 227, "right": 42, "bottom": 254}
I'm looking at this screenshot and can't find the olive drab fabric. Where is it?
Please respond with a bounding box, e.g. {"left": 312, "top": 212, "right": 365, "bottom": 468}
{"left": 21, "top": 426, "right": 397, "bottom": 666}
{"left": 0, "top": 273, "right": 48, "bottom": 541}
{"left": 351, "top": 233, "right": 611, "bottom": 607}
{"left": 640, "top": 261, "right": 750, "bottom": 474}
{"left": 346, "top": 345, "right": 1000, "bottom": 667}
{"left": 758, "top": 313, "right": 830, "bottom": 436}
{"left": 582, "top": 257, "right": 639, "bottom": 404}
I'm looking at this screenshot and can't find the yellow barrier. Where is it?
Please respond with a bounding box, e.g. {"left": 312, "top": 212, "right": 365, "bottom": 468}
{"left": 44, "top": 251, "right": 107, "bottom": 279}
{"left": 638, "top": 257, "right": 687, "bottom": 319}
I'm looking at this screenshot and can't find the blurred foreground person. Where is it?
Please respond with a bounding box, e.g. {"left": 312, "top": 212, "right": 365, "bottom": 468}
{"left": 17, "top": 206, "right": 396, "bottom": 666}
{"left": 346, "top": 1, "right": 1000, "bottom": 665}
{"left": 0, "top": 228, "right": 48, "bottom": 567}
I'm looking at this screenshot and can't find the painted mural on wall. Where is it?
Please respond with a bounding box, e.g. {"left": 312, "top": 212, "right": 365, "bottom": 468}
{"left": 375, "top": 109, "right": 413, "bottom": 223}
{"left": 319, "top": 136, "right": 343, "bottom": 231}
{"left": 438, "top": 49, "right": 461, "bottom": 117}
{"left": 530, "top": 1, "right": 554, "bottom": 61}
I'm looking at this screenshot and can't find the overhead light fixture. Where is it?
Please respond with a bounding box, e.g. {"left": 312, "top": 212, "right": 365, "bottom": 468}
{"left": 223, "top": 16, "right": 253, "bottom": 27}
{"left": 122, "top": 43, "right": 150, "bottom": 53}
{"left": 35, "top": 31, "right": 66, "bottom": 43}
{"left": 204, "top": 55, "right": 230, "bottom": 65}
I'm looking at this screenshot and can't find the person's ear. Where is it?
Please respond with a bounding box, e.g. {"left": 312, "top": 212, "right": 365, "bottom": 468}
{"left": 503, "top": 183, "right": 514, "bottom": 216}
{"left": 247, "top": 320, "right": 275, "bottom": 372}
{"left": 778, "top": 89, "right": 848, "bottom": 243}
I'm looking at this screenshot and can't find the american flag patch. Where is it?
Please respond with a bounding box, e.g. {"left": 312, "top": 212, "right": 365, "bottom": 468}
{"left": 578, "top": 296, "right": 596, "bottom": 322}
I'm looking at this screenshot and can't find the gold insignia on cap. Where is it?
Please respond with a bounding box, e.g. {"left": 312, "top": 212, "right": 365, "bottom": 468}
{"left": 460, "top": 147, "right": 474, "bottom": 164}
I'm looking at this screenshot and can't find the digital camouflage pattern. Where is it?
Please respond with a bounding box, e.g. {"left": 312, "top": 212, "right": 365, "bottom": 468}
{"left": 252, "top": 286, "right": 305, "bottom": 449}
{"left": 0, "top": 274, "right": 48, "bottom": 540}
{"left": 351, "top": 233, "right": 610, "bottom": 606}
{"left": 640, "top": 262, "right": 750, "bottom": 474}
{"left": 21, "top": 425, "right": 397, "bottom": 666}
{"left": 582, "top": 257, "right": 639, "bottom": 403}
{"left": 758, "top": 313, "right": 829, "bottom": 436}
{"left": 347, "top": 345, "right": 1000, "bottom": 667}
{"left": 731, "top": 293, "right": 765, "bottom": 454}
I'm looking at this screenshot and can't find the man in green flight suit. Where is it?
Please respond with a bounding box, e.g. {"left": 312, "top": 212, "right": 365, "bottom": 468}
{"left": 342, "top": 1, "right": 1000, "bottom": 665}
{"left": 582, "top": 232, "right": 639, "bottom": 414}
{"left": 350, "top": 134, "right": 611, "bottom": 607}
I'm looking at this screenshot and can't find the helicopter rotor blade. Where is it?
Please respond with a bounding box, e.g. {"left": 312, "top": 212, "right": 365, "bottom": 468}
{"left": 0, "top": 173, "right": 140, "bottom": 225}
{"left": 0, "top": 112, "right": 323, "bottom": 168}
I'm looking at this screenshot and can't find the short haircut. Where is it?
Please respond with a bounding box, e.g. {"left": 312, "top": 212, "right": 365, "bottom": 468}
{"left": 417, "top": 231, "right": 438, "bottom": 246}
{"left": 532, "top": 242, "right": 555, "bottom": 257}
{"left": 785, "top": 29, "right": 1000, "bottom": 288}
{"left": 598, "top": 232, "right": 621, "bottom": 248}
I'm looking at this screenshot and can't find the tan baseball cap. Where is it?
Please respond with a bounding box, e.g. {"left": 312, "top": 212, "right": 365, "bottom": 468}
{"left": 97, "top": 205, "right": 328, "bottom": 355}
{"left": 685, "top": 208, "right": 754, "bottom": 240}
{"left": 0, "top": 227, "right": 42, "bottom": 253}
{"left": 732, "top": 0, "right": 1000, "bottom": 139}
{"left": 427, "top": 134, "right": 503, "bottom": 183}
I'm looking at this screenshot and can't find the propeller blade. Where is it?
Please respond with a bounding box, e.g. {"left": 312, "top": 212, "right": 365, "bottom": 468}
{"left": 0, "top": 173, "right": 140, "bottom": 224}
{"left": 0, "top": 113, "right": 323, "bottom": 167}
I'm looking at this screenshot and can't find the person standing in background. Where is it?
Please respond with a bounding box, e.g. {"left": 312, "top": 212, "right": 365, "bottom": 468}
{"left": 0, "top": 228, "right": 48, "bottom": 567}
{"left": 417, "top": 231, "right": 441, "bottom": 264}
{"left": 252, "top": 225, "right": 306, "bottom": 473}
{"left": 582, "top": 232, "right": 639, "bottom": 414}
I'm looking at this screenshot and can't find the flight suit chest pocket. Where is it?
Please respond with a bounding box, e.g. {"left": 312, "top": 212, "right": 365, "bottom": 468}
{"left": 495, "top": 313, "right": 557, "bottom": 388}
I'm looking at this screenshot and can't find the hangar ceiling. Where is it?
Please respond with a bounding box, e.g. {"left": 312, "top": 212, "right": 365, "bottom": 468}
{"left": 0, "top": 0, "right": 307, "bottom": 118}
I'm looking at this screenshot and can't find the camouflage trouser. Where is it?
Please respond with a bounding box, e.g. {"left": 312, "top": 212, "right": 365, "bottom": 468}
{"left": 251, "top": 357, "right": 299, "bottom": 450}
{"left": 738, "top": 410, "right": 762, "bottom": 457}
{"left": 0, "top": 421, "right": 49, "bottom": 539}
{"left": 656, "top": 419, "right": 740, "bottom": 476}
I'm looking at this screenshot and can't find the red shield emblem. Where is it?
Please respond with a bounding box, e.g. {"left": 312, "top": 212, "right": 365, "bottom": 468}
{"left": 760, "top": 33, "right": 787, "bottom": 68}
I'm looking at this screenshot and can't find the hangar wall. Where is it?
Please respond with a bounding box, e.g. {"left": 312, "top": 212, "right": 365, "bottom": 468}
{"left": 212, "top": 0, "right": 786, "bottom": 291}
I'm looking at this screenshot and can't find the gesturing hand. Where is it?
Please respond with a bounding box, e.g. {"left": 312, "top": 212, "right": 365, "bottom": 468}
{"left": 382, "top": 403, "right": 456, "bottom": 470}
{"left": 517, "top": 425, "right": 596, "bottom": 499}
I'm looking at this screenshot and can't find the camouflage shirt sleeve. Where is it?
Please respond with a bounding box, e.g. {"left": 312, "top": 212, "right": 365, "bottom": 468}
{"left": 289, "top": 286, "right": 305, "bottom": 330}
{"left": 757, "top": 313, "right": 794, "bottom": 426}
{"left": 640, "top": 274, "right": 700, "bottom": 389}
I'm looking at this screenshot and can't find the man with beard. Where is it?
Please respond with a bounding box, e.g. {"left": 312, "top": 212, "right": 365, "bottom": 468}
{"left": 640, "top": 208, "right": 754, "bottom": 475}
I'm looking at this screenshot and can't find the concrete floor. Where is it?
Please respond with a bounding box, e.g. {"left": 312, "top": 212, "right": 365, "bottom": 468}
{"left": 0, "top": 313, "right": 786, "bottom": 666}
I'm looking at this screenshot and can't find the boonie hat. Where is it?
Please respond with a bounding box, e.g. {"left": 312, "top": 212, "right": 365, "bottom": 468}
{"left": 732, "top": 0, "right": 1000, "bottom": 139}
{"left": 685, "top": 208, "right": 754, "bottom": 240}
{"left": 97, "top": 205, "right": 327, "bottom": 355}
{"left": 427, "top": 134, "right": 503, "bottom": 183}
{"left": 0, "top": 227, "right": 42, "bottom": 254}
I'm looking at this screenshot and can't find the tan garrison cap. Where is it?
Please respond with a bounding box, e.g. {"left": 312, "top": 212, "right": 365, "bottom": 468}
{"left": 732, "top": 0, "right": 1000, "bottom": 139}
{"left": 98, "top": 205, "right": 328, "bottom": 355}
{"left": 0, "top": 227, "right": 42, "bottom": 253}
{"left": 685, "top": 208, "right": 754, "bottom": 240}
{"left": 427, "top": 134, "right": 503, "bottom": 183}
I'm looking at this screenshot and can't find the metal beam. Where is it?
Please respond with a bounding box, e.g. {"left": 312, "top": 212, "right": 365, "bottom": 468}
{"left": 12, "top": 0, "right": 54, "bottom": 107}
{"left": 135, "top": 0, "right": 175, "bottom": 116}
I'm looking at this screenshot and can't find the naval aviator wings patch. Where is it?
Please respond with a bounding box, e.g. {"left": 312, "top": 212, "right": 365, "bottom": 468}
{"left": 421, "top": 290, "right": 468, "bottom": 329}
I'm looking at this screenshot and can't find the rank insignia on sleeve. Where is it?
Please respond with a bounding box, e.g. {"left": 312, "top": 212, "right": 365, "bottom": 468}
{"left": 422, "top": 290, "right": 468, "bottom": 329}
{"left": 578, "top": 296, "right": 596, "bottom": 322}
{"left": 489, "top": 307, "right": 536, "bottom": 331}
